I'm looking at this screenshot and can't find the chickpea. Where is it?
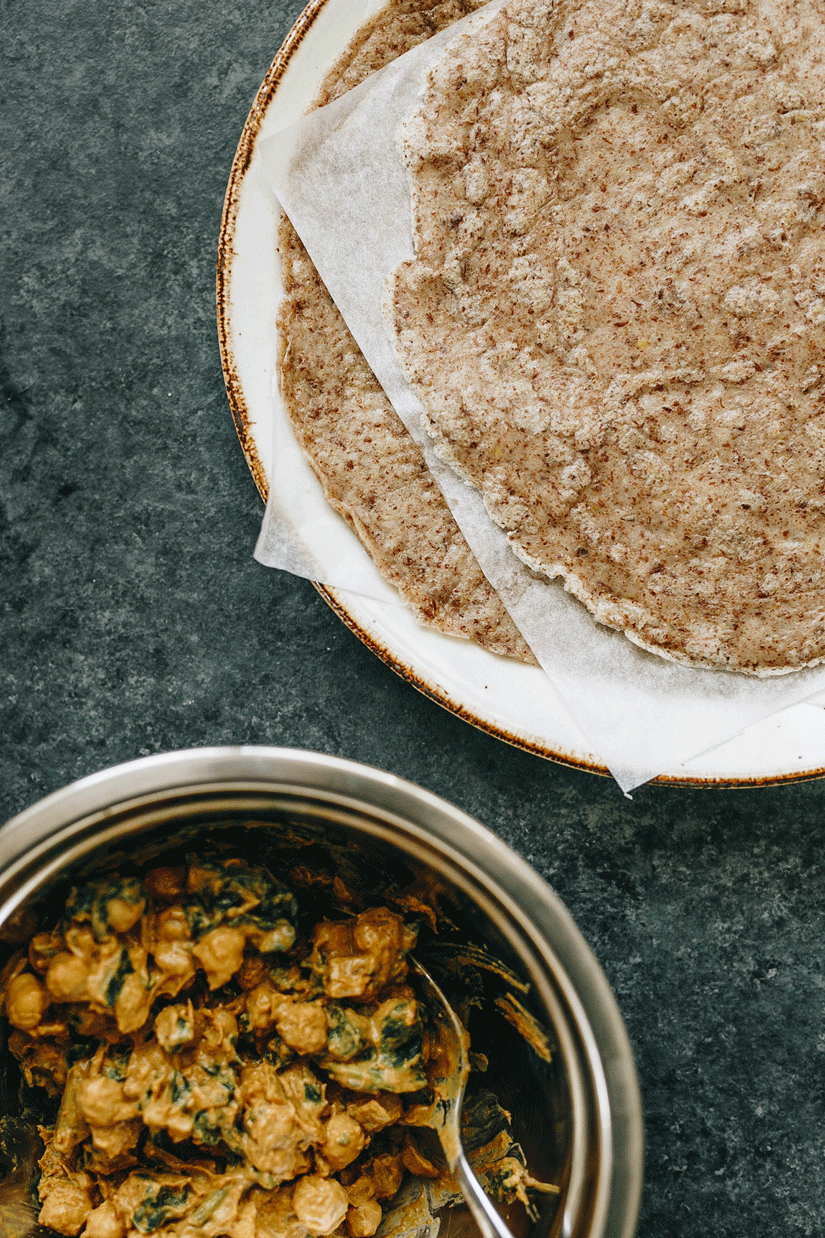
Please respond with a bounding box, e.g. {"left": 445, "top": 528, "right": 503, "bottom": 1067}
{"left": 322, "top": 1113, "right": 366, "bottom": 1171}
{"left": 39, "top": 1179, "right": 94, "bottom": 1237}
{"left": 292, "top": 1176, "right": 349, "bottom": 1236}
{"left": 46, "top": 953, "right": 89, "bottom": 1002}
{"left": 343, "top": 1179, "right": 374, "bottom": 1209}
{"left": 192, "top": 926, "right": 246, "bottom": 989}
{"left": 154, "top": 1001, "right": 195, "bottom": 1051}
{"left": 368, "top": 1153, "right": 404, "bottom": 1200}
{"left": 105, "top": 895, "right": 145, "bottom": 935}
{"left": 114, "top": 973, "right": 152, "bottom": 1035}
{"left": 201, "top": 1007, "right": 239, "bottom": 1053}
{"left": 245, "top": 982, "right": 282, "bottom": 1031}
{"left": 346, "top": 1094, "right": 403, "bottom": 1133}
{"left": 5, "top": 971, "right": 49, "bottom": 1030}
{"left": 258, "top": 920, "right": 296, "bottom": 953}
{"left": 152, "top": 907, "right": 194, "bottom": 982}
{"left": 276, "top": 1001, "right": 328, "bottom": 1054}
{"left": 143, "top": 867, "right": 186, "bottom": 901}
{"left": 82, "top": 1201, "right": 125, "bottom": 1238}
{"left": 154, "top": 906, "right": 190, "bottom": 942}
{"left": 78, "top": 1076, "right": 124, "bottom": 1126}
{"left": 186, "top": 863, "right": 216, "bottom": 895}
{"left": 346, "top": 1200, "right": 383, "bottom": 1238}
{"left": 237, "top": 955, "right": 268, "bottom": 991}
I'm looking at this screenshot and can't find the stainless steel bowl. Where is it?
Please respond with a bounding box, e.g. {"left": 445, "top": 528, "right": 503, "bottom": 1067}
{"left": 0, "top": 748, "right": 643, "bottom": 1238}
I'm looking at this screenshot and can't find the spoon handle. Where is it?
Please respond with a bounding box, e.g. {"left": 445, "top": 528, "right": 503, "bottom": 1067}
{"left": 455, "top": 1150, "right": 517, "bottom": 1238}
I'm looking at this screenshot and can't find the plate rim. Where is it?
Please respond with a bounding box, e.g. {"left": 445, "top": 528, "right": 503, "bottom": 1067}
{"left": 216, "top": 0, "right": 825, "bottom": 791}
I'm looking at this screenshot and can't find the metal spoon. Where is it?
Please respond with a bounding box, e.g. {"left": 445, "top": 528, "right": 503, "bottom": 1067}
{"left": 410, "top": 958, "right": 517, "bottom": 1238}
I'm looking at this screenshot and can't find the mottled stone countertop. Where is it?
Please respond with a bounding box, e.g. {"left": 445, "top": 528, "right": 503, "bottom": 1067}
{"left": 2, "top": 1, "right": 825, "bottom": 1235}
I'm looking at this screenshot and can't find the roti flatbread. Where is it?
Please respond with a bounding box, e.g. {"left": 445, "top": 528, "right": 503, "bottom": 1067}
{"left": 388, "top": 0, "right": 825, "bottom": 674}
{"left": 277, "top": 0, "right": 534, "bottom": 663}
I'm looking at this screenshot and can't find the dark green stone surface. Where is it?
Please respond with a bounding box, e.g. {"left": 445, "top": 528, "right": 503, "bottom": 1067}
{"left": 2, "top": 2, "right": 825, "bottom": 1235}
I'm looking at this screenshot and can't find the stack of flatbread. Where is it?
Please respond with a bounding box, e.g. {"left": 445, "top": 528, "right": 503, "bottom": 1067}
{"left": 278, "top": 0, "right": 534, "bottom": 664}
{"left": 278, "top": 0, "right": 825, "bottom": 677}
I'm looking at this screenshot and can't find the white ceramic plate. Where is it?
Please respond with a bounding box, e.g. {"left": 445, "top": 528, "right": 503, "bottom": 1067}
{"left": 217, "top": 0, "right": 825, "bottom": 787}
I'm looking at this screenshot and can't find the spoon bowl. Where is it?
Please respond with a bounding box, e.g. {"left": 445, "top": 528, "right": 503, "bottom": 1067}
{"left": 411, "top": 958, "right": 558, "bottom": 1238}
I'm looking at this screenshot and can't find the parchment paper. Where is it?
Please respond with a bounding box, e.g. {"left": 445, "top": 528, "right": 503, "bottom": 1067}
{"left": 254, "top": 400, "right": 403, "bottom": 606}
{"left": 257, "top": 0, "right": 825, "bottom": 791}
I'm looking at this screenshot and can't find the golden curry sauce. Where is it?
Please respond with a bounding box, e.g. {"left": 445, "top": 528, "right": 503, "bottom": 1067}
{"left": 0, "top": 860, "right": 545, "bottom": 1238}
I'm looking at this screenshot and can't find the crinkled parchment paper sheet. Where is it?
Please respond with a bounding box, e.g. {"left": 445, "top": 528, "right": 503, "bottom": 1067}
{"left": 258, "top": 0, "right": 825, "bottom": 792}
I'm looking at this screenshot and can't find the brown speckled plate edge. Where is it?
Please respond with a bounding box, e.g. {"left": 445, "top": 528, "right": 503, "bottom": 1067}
{"left": 216, "top": 0, "right": 825, "bottom": 791}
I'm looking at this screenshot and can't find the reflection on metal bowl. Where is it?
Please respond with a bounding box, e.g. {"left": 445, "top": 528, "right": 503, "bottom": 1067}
{"left": 0, "top": 748, "right": 643, "bottom": 1238}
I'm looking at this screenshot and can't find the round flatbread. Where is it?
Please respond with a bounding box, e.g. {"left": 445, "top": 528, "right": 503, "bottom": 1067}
{"left": 388, "top": 0, "right": 825, "bottom": 674}
{"left": 277, "top": 0, "right": 534, "bottom": 663}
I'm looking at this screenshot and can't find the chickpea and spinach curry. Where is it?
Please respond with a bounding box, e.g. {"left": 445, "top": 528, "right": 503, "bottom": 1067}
{"left": 0, "top": 859, "right": 552, "bottom": 1238}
